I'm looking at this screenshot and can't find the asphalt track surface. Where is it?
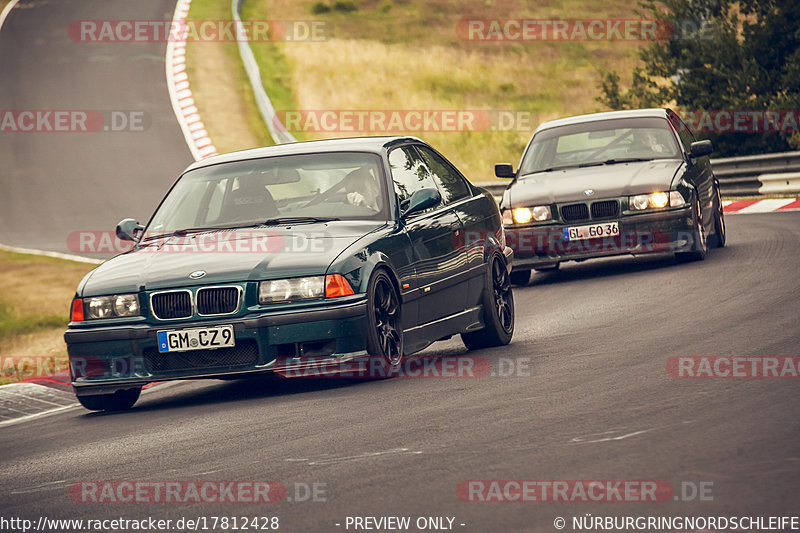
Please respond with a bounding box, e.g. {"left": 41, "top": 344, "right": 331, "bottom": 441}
{"left": 2, "top": 1, "right": 800, "bottom": 532}
{"left": 0, "top": 0, "right": 191, "bottom": 255}
{"left": 2, "top": 212, "right": 799, "bottom": 531}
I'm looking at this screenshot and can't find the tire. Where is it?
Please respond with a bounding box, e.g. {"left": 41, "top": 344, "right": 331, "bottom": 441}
{"left": 509, "top": 269, "right": 531, "bottom": 286}
{"left": 534, "top": 262, "right": 560, "bottom": 273}
{"left": 76, "top": 387, "right": 140, "bottom": 411}
{"left": 365, "top": 269, "right": 403, "bottom": 375}
{"left": 710, "top": 184, "right": 726, "bottom": 248}
{"left": 462, "top": 254, "right": 514, "bottom": 350}
{"left": 675, "top": 192, "right": 707, "bottom": 262}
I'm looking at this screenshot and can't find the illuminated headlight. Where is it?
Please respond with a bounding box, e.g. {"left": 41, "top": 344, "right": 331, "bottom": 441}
{"left": 85, "top": 294, "right": 140, "bottom": 319}
{"left": 629, "top": 191, "right": 684, "bottom": 211}
{"left": 259, "top": 276, "right": 325, "bottom": 304}
{"left": 510, "top": 206, "right": 551, "bottom": 224}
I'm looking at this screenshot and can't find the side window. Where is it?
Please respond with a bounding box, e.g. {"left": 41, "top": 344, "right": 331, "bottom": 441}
{"left": 388, "top": 146, "right": 438, "bottom": 210}
{"left": 668, "top": 114, "right": 695, "bottom": 152}
{"left": 415, "top": 146, "right": 471, "bottom": 203}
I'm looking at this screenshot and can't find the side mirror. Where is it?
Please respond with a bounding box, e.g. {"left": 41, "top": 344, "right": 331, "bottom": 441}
{"left": 116, "top": 218, "right": 144, "bottom": 243}
{"left": 401, "top": 188, "right": 441, "bottom": 218}
{"left": 495, "top": 163, "right": 515, "bottom": 178}
{"left": 689, "top": 140, "right": 713, "bottom": 158}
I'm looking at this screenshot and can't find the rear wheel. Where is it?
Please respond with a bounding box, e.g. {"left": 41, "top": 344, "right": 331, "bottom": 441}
{"left": 462, "top": 254, "right": 514, "bottom": 350}
{"left": 675, "top": 193, "right": 707, "bottom": 262}
{"left": 365, "top": 270, "right": 403, "bottom": 375}
{"left": 76, "top": 387, "right": 140, "bottom": 411}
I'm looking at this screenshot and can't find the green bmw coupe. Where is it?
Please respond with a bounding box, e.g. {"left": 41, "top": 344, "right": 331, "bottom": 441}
{"left": 65, "top": 137, "right": 514, "bottom": 411}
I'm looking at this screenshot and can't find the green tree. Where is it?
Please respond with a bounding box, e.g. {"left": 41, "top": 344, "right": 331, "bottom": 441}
{"left": 598, "top": 0, "right": 800, "bottom": 156}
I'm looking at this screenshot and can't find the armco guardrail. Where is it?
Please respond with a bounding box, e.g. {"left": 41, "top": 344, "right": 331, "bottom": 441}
{"left": 711, "top": 151, "right": 800, "bottom": 196}
{"left": 476, "top": 151, "right": 800, "bottom": 200}
{"left": 232, "top": 0, "right": 297, "bottom": 145}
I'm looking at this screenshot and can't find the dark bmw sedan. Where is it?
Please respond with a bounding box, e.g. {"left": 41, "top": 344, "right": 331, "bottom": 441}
{"left": 65, "top": 137, "right": 514, "bottom": 410}
{"left": 495, "top": 109, "right": 725, "bottom": 285}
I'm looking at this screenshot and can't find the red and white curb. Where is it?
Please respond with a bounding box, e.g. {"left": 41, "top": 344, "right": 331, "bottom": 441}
{"left": 723, "top": 198, "right": 800, "bottom": 214}
{"left": 166, "top": 0, "right": 217, "bottom": 161}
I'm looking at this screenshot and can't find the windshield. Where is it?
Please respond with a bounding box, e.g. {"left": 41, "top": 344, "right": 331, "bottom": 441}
{"left": 144, "top": 152, "right": 388, "bottom": 239}
{"left": 519, "top": 117, "right": 682, "bottom": 175}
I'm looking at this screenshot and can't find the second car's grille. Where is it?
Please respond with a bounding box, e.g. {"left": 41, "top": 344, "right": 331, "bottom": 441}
{"left": 197, "top": 287, "right": 240, "bottom": 315}
{"left": 151, "top": 291, "right": 192, "bottom": 320}
{"left": 561, "top": 203, "right": 590, "bottom": 221}
{"left": 143, "top": 340, "right": 259, "bottom": 373}
{"left": 591, "top": 200, "right": 619, "bottom": 219}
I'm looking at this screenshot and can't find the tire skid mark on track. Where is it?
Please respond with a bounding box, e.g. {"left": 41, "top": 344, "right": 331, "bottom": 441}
{"left": 284, "top": 447, "right": 423, "bottom": 466}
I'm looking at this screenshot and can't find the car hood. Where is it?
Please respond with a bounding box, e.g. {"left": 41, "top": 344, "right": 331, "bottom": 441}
{"left": 79, "top": 221, "right": 386, "bottom": 295}
{"left": 505, "top": 159, "right": 684, "bottom": 206}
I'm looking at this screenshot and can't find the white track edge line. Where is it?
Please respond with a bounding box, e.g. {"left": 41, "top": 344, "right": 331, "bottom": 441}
{"left": 0, "top": 243, "right": 104, "bottom": 264}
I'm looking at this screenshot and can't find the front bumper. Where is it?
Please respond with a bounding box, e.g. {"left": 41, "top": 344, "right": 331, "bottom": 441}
{"left": 505, "top": 205, "right": 694, "bottom": 270}
{"left": 65, "top": 298, "right": 368, "bottom": 396}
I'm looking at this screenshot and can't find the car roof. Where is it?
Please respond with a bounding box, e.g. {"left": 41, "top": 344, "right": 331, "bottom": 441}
{"left": 535, "top": 108, "right": 672, "bottom": 132}
{"left": 184, "top": 136, "right": 423, "bottom": 172}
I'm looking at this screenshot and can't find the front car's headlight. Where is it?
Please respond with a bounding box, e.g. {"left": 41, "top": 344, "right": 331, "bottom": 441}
{"left": 259, "top": 275, "right": 356, "bottom": 304}
{"left": 80, "top": 294, "right": 141, "bottom": 320}
{"left": 629, "top": 191, "right": 685, "bottom": 211}
{"left": 506, "top": 205, "right": 552, "bottom": 225}
{"left": 259, "top": 276, "right": 325, "bottom": 304}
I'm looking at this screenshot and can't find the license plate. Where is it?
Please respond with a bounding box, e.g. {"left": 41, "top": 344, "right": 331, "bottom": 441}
{"left": 563, "top": 222, "right": 620, "bottom": 241}
{"left": 157, "top": 325, "right": 235, "bottom": 353}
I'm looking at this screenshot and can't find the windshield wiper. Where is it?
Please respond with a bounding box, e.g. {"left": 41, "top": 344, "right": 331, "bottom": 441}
{"left": 141, "top": 222, "right": 267, "bottom": 242}
{"left": 538, "top": 164, "right": 583, "bottom": 172}
{"left": 601, "top": 157, "right": 654, "bottom": 165}
{"left": 263, "top": 216, "right": 340, "bottom": 226}
{"left": 535, "top": 161, "right": 606, "bottom": 173}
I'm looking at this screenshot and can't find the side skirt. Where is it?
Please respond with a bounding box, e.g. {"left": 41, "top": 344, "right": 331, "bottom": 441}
{"left": 402, "top": 305, "right": 484, "bottom": 355}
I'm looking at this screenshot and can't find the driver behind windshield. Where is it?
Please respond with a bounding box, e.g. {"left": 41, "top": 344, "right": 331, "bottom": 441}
{"left": 628, "top": 128, "right": 666, "bottom": 155}
{"left": 344, "top": 167, "right": 381, "bottom": 212}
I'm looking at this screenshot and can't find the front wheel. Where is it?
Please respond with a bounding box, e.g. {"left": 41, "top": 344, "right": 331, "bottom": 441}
{"left": 76, "top": 387, "right": 141, "bottom": 411}
{"left": 710, "top": 185, "right": 726, "bottom": 248}
{"left": 462, "top": 254, "right": 514, "bottom": 350}
{"left": 365, "top": 269, "right": 403, "bottom": 374}
{"left": 676, "top": 193, "right": 707, "bottom": 262}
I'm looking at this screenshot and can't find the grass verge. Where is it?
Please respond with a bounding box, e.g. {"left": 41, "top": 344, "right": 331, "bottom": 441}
{"left": 0, "top": 250, "right": 95, "bottom": 385}
{"left": 185, "top": 0, "right": 274, "bottom": 152}
{"left": 185, "top": 1, "right": 648, "bottom": 178}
